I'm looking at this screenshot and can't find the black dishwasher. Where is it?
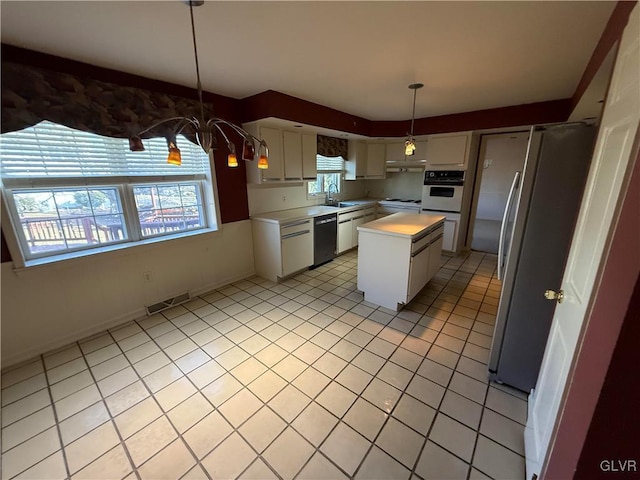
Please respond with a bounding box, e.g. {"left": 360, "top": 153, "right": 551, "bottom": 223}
{"left": 313, "top": 214, "right": 337, "bottom": 267}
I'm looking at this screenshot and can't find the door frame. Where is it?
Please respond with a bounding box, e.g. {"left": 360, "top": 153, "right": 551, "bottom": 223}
{"left": 541, "top": 125, "right": 640, "bottom": 479}
{"left": 465, "top": 130, "right": 530, "bottom": 250}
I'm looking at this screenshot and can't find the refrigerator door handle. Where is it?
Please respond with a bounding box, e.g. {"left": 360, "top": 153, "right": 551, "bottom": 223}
{"left": 498, "top": 171, "right": 521, "bottom": 280}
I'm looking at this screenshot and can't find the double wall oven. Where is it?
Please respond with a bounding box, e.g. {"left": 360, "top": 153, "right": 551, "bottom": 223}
{"left": 421, "top": 170, "right": 465, "bottom": 252}
{"left": 421, "top": 170, "right": 464, "bottom": 213}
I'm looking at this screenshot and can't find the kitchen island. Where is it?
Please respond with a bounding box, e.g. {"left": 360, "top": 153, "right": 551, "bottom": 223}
{"left": 357, "top": 213, "right": 445, "bottom": 311}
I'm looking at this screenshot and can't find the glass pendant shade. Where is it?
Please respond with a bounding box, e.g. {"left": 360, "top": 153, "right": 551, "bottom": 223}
{"left": 167, "top": 142, "right": 182, "bottom": 165}
{"left": 242, "top": 139, "right": 256, "bottom": 161}
{"left": 405, "top": 139, "right": 416, "bottom": 156}
{"left": 258, "top": 154, "right": 269, "bottom": 169}
{"left": 228, "top": 153, "right": 238, "bottom": 167}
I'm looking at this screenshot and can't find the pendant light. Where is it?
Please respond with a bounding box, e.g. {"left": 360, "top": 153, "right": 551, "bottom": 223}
{"left": 129, "top": 1, "right": 268, "bottom": 169}
{"left": 405, "top": 83, "right": 424, "bottom": 156}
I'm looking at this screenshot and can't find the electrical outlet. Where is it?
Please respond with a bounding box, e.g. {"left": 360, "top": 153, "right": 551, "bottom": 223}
{"left": 143, "top": 271, "right": 152, "bottom": 283}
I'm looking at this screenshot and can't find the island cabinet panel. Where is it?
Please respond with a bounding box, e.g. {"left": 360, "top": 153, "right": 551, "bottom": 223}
{"left": 428, "top": 226, "right": 444, "bottom": 279}
{"left": 357, "top": 231, "right": 412, "bottom": 310}
{"left": 356, "top": 213, "right": 445, "bottom": 311}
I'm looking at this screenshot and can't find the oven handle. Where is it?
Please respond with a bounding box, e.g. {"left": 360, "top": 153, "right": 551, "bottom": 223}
{"left": 423, "top": 181, "right": 465, "bottom": 186}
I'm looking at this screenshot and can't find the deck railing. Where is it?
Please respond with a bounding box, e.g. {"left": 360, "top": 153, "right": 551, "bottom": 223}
{"left": 20, "top": 214, "right": 201, "bottom": 253}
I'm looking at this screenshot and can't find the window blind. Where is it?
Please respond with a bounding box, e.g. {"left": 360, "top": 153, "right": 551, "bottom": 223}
{"left": 316, "top": 154, "right": 345, "bottom": 172}
{"left": 0, "top": 120, "right": 208, "bottom": 178}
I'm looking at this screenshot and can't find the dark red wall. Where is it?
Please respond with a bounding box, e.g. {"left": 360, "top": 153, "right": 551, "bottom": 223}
{"left": 574, "top": 276, "right": 640, "bottom": 479}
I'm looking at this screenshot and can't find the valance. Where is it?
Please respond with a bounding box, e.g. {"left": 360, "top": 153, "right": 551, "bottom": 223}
{"left": 1, "top": 61, "right": 212, "bottom": 144}
{"left": 317, "top": 134, "right": 348, "bottom": 158}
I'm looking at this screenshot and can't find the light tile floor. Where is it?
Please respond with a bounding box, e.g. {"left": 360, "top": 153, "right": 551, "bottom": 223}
{"left": 1, "top": 250, "right": 528, "bottom": 480}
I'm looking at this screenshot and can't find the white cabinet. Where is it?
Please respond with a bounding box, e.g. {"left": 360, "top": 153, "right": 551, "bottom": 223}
{"left": 443, "top": 218, "right": 457, "bottom": 252}
{"left": 428, "top": 225, "right": 444, "bottom": 279}
{"left": 346, "top": 140, "right": 367, "bottom": 180}
{"left": 351, "top": 214, "right": 366, "bottom": 247}
{"left": 346, "top": 142, "right": 386, "bottom": 180}
{"left": 301, "top": 133, "right": 317, "bottom": 180}
{"left": 366, "top": 143, "right": 386, "bottom": 178}
{"left": 337, "top": 217, "right": 353, "bottom": 253}
{"left": 357, "top": 219, "right": 445, "bottom": 310}
{"left": 385, "top": 142, "right": 406, "bottom": 162}
{"left": 414, "top": 141, "right": 428, "bottom": 160}
{"left": 283, "top": 130, "right": 303, "bottom": 180}
{"left": 252, "top": 218, "right": 313, "bottom": 281}
{"left": 257, "top": 126, "right": 284, "bottom": 182}
{"left": 363, "top": 207, "right": 376, "bottom": 223}
{"left": 281, "top": 220, "right": 313, "bottom": 277}
{"left": 426, "top": 133, "right": 471, "bottom": 169}
{"left": 408, "top": 234, "right": 431, "bottom": 300}
{"left": 244, "top": 123, "right": 317, "bottom": 183}
{"left": 385, "top": 141, "right": 427, "bottom": 162}
{"left": 336, "top": 205, "right": 376, "bottom": 253}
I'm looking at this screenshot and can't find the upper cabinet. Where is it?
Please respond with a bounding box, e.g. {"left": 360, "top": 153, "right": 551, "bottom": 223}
{"left": 425, "top": 133, "right": 471, "bottom": 169}
{"left": 301, "top": 133, "right": 317, "bottom": 180}
{"left": 345, "top": 140, "right": 385, "bottom": 180}
{"left": 384, "top": 141, "right": 428, "bottom": 162}
{"left": 256, "top": 126, "right": 283, "bottom": 182}
{"left": 244, "top": 122, "right": 317, "bottom": 184}
{"left": 366, "top": 143, "right": 386, "bottom": 178}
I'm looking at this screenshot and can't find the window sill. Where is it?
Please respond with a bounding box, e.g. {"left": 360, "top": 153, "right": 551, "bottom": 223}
{"left": 13, "top": 226, "right": 220, "bottom": 272}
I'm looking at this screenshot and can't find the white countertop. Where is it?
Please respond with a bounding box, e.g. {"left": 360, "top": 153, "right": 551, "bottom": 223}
{"left": 357, "top": 212, "right": 445, "bottom": 238}
{"left": 251, "top": 200, "right": 378, "bottom": 224}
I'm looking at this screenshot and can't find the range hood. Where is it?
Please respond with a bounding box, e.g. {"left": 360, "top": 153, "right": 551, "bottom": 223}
{"left": 385, "top": 158, "right": 427, "bottom": 173}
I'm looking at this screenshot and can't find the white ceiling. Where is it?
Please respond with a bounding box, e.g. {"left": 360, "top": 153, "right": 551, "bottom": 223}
{"left": 0, "top": 1, "right": 615, "bottom": 122}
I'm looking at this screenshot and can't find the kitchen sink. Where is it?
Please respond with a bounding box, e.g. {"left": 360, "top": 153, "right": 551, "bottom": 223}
{"left": 322, "top": 201, "right": 341, "bottom": 207}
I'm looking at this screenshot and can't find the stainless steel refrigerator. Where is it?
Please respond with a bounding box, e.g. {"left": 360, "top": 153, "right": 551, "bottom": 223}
{"left": 488, "top": 123, "right": 596, "bottom": 392}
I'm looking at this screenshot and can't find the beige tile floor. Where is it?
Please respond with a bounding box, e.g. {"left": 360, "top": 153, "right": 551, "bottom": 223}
{"left": 1, "top": 250, "right": 528, "bottom": 480}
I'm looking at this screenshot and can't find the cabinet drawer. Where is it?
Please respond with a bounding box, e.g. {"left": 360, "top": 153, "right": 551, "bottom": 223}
{"left": 338, "top": 209, "right": 363, "bottom": 222}
{"left": 411, "top": 231, "right": 431, "bottom": 255}
{"left": 430, "top": 224, "right": 444, "bottom": 241}
{"left": 281, "top": 218, "right": 312, "bottom": 236}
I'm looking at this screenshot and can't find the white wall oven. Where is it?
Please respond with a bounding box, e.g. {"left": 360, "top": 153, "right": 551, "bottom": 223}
{"left": 421, "top": 170, "right": 465, "bottom": 213}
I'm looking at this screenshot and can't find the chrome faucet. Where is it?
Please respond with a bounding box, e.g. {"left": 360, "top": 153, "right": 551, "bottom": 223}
{"left": 325, "top": 182, "right": 339, "bottom": 205}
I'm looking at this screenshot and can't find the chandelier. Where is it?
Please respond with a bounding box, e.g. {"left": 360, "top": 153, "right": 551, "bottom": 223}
{"left": 404, "top": 83, "right": 424, "bottom": 156}
{"left": 128, "top": 0, "right": 268, "bottom": 170}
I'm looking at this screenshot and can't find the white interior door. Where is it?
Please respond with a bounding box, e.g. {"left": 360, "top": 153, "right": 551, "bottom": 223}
{"left": 524, "top": 6, "right": 639, "bottom": 480}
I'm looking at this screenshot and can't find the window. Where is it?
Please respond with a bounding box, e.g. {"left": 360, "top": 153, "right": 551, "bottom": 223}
{"left": 1, "top": 121, "right": 216, "bottom": 263}
{"left": 308, "top": 154, "right": 344, "bottom": 196}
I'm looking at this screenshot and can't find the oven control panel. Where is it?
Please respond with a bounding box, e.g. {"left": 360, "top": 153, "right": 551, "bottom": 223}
{"left": 424, "top": 170, "right": 465, "bottom": 185}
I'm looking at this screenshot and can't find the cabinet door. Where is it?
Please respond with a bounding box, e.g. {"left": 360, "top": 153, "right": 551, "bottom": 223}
{"left": 408, "top": 246, "right": 430, "bottom": 301}
{"left": 351, "top": 214, "right": 365, "bottom": 247}
{"left": 414, "top": 141, "right": 428, "bottom": 160}
{"left": 366, "top": 144, "right": 386, "bottom": 178}
{"left": 302, "top": 133, "right": 317, "bottom": 180}
{"left": 259, "top": 127, "right": 284, "bottom": 181}
{"left": 337, "top": 219, "right": 352, "bottom": 253}
{"left": 426, "top": 135, "right": 468, "bottom": 167}
{"left": 346, "top": 141, "right": 367, "bottom": 180}
{"left": 428, "top": 233, "right": 443, "bottom": 281}
{"left": 283, "top": 130, "right": 303, "bottom": 180}
{"left": 442, "top": 219, "right": 457, "bottom": 252}
{"left": 385, "top": 142, "right": 406, "bottom": 162}
{"left": 281, "top": 230, "right": 313, "bottom": 276}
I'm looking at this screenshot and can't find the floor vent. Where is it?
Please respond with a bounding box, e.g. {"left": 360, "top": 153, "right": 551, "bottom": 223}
{"left": 145, "top": 292, "right": 191, "bottom": 316}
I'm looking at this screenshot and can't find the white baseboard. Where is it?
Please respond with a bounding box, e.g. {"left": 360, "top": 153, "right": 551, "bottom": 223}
{"left": 1, "top": 268, "right": 257, "bottom": 370}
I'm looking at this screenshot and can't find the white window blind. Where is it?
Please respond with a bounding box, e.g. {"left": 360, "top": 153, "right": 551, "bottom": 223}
{"left": 0, "top": 120, "right": 208, "bottom": 178}
{"left": 316, "top": 154, "right": 345, "bottom": 172}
